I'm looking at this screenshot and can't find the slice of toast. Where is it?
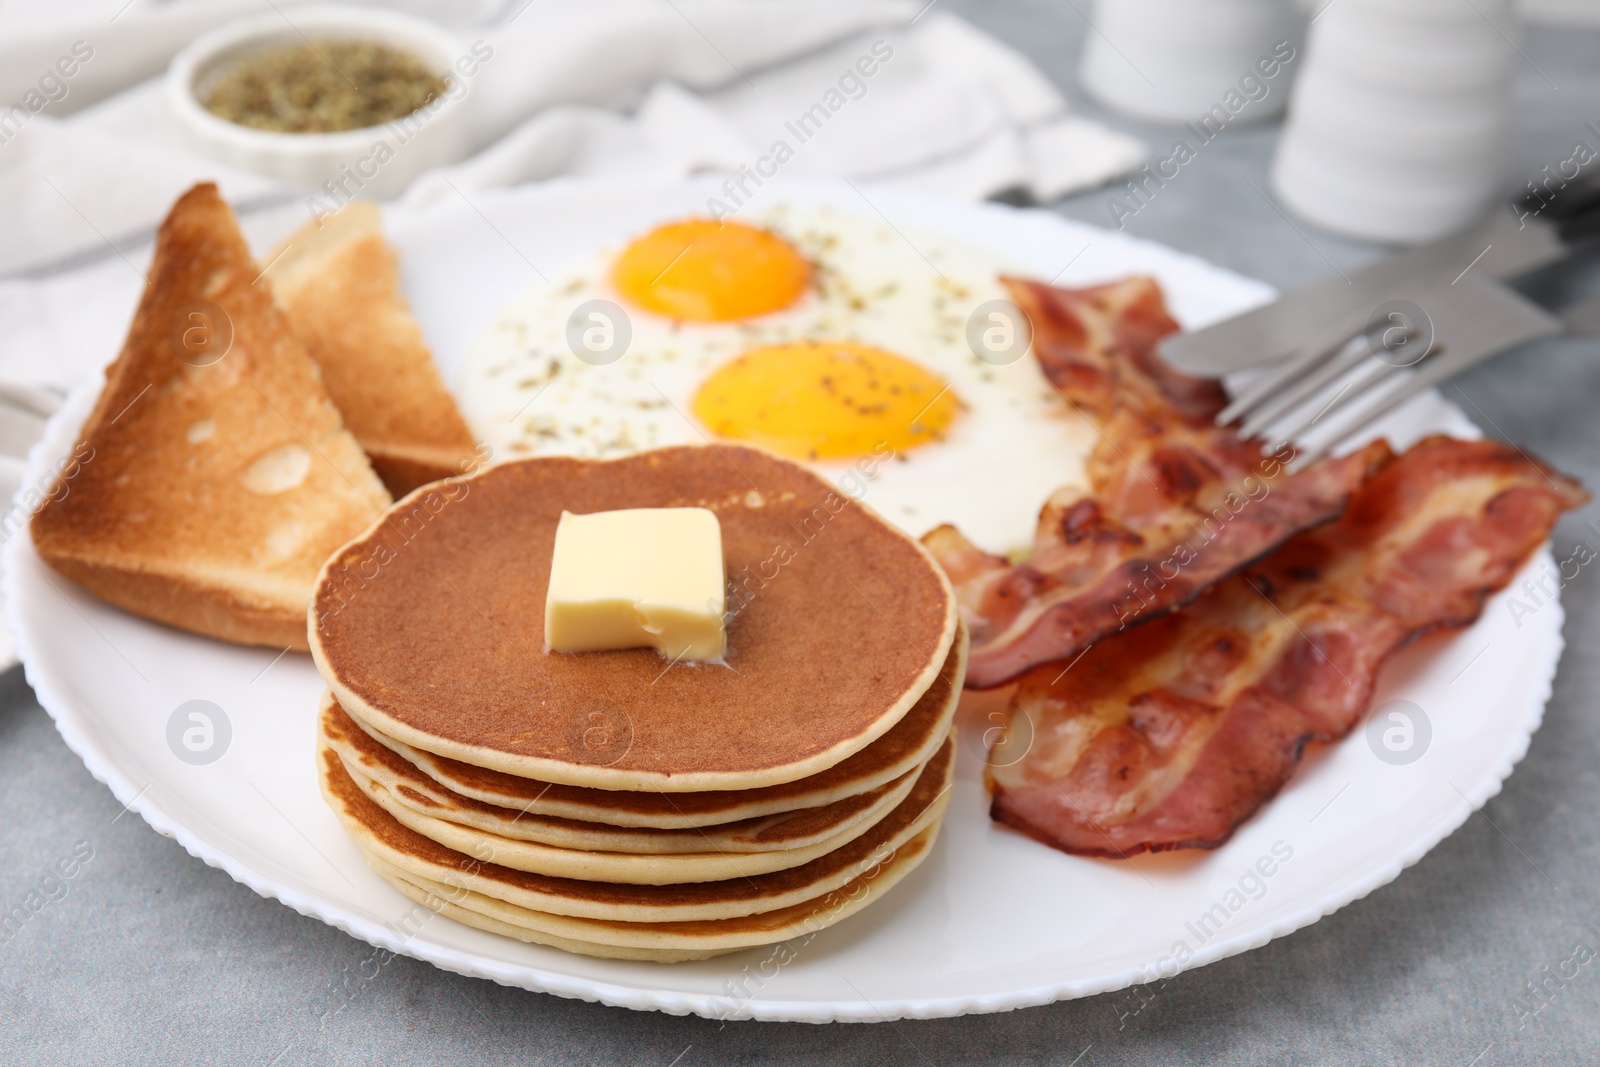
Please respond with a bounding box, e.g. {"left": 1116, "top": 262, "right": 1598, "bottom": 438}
{"left": 30, "top": 183, "right": 392, "bottom": 650}
{"left": 264, "top": 202, "right": 478, "bottom": 496}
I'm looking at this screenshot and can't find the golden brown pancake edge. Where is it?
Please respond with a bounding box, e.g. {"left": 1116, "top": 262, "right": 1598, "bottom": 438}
{"left": 334, "top": 738, "right": 926, "bottom": 884}
{"left": 319, "top": 737, "right": 955, "bottom": 923}
{"left": 366, "top": 821, "right": 942, "bottom": 961}
{"left": 320, "top": 694, "right": 922, "bottom": 855}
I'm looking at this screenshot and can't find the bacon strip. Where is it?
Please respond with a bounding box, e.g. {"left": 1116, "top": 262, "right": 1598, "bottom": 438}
{"left": 986, "top": 435, "right": 1586, "bottom": 857}
{"left": 924, "top": 276, "right": 1388, "bottom": 688}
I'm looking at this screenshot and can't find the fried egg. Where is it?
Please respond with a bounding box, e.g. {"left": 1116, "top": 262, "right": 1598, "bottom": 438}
{"left": 457, "top": 206, "right": 1096, "bottom": 552}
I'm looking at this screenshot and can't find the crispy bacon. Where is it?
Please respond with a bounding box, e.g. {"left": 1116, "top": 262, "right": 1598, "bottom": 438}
{"left": 925, "top": 276, "right": 1389, "bottom": 688}
{"left": 986, "top": 435, "right": 1586, "bottom": 857}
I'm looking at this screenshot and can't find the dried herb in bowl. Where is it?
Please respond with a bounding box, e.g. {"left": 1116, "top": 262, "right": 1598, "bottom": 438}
{"left": 202, "top": 40, "right": 447, "bottom": 134}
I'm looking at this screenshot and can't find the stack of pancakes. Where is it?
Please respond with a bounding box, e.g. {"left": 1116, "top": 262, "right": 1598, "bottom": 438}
{"left": 310, "top": 446, "right": 964, "bottom": 962}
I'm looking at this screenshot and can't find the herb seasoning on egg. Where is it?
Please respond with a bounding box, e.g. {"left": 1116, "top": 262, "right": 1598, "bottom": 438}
{"left": 202, "top": 41, "right": 446, "bottom": 133}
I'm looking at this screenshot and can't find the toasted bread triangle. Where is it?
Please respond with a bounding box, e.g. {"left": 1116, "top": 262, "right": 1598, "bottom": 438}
{"left": 31, "top": 183, "right": 392, "bottom": 650}
{"left": 264, "top": 202, "right": 478, "bottom": 495}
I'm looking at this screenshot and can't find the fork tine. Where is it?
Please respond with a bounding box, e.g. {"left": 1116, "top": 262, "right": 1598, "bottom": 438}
{"left": 1215, "top": 345, "right": 1324, "bottom": 425}
{"left": 1291, "top": 370, "right": 1433, "bottom": 468}
{"left": 1289, "top": 280, "right": 1563, "bottom": 464}
{"left": 1295, "top": 333, "right": 1512, "bottom": 466}
{"left": 1236, "top": 334, "right": 1384, "bottom": 440}
{"left": 1255, "top": 356, "right": 1414, "bottom": 450}
{"left": 1218, "top": 303, "right": 1378, "bottom": 427}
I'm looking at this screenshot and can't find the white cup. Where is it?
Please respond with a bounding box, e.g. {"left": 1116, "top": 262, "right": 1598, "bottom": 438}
{"left": 1079, "top": 0, "right": 1295, "bottom": 125}
{"left": 1269, "top": 0, "right": 1517, "bottom": 243}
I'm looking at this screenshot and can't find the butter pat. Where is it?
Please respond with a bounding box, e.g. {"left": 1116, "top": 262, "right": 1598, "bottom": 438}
{"left": 544, "top": 507, "right": 727, "bottom": 661}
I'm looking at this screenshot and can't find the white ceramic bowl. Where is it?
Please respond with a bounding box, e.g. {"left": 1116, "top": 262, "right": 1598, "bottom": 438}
{"left": 166, "top": 5, "right": 473, "bottom": 200}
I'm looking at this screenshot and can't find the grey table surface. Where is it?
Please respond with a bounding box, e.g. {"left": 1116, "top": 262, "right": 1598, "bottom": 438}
{"left": 6, "top": 4, "right": 1600, "bottom": 1064}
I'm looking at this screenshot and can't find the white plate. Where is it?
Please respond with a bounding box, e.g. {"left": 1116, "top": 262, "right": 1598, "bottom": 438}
{"left": 3, "top": 178, "right": 1563, "bottom": 1022}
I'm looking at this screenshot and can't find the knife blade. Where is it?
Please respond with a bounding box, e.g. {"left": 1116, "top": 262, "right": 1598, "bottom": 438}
{"left": 1158, "top": 167, "right": 1600, "bottom": 376}
{"left": 1158, "top": 211, "right": 1566, "bottom": 375}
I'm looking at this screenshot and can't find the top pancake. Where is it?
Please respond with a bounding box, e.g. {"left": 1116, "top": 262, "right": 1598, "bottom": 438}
{"left": 310, "top": 445, "right": 958, "bottom": 791}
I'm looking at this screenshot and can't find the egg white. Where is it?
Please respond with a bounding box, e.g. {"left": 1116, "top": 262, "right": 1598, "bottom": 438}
{"left": 456, "top": 205, "right": 1096, "bottom": 554}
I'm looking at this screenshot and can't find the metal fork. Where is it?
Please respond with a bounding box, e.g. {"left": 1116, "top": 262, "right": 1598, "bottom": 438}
{"left": 1215, "top": 276, "right": 1575, "bottom": 463}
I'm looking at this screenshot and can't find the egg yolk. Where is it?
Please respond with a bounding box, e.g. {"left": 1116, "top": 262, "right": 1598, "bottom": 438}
{"left": 691, "top": 342, "right": 959, "bottom": 461}
{"left": 611, "top": 219, "right": 809, "bottom": 322}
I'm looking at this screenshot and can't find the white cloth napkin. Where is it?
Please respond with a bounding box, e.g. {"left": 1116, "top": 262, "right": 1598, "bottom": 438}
{"left": 406, "top": 9, "right": 1144, "bottom": 210}
{"left": 0, "top": 0, "right": 1143, "bottom": 282}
